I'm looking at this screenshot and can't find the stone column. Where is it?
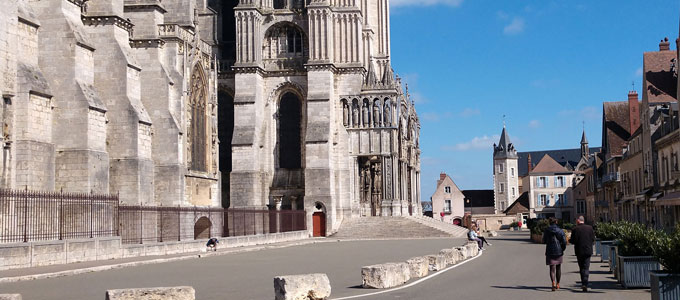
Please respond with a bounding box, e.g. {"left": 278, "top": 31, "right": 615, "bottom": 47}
{"left": 290, "top": 195, "right": 298, "bottom": 210}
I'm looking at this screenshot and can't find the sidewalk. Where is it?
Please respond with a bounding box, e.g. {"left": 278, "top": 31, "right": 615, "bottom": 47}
{"left": 0, "top": 238, "right": 325, "bottom": 283}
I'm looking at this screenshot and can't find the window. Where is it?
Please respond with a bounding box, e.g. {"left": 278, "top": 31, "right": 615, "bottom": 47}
{"left": 539, "top": 194, "right": 548, "bottom": 206}
{"left": 498, "top": 163, "right": 504, "bottom": 173}
{"left": 274, "top": 0, "right": 285, "bottom": 9}
{"left": 512, "top": 187, "right": 515, "bottom": 197}
{"left": 555, "top": 176, "right": 565, "bottom": 188}
{"left": 445, "top": 186, "right": 451, "bottom": 193}
{"left": 499, "top": 183, "right": 505, "bottom": 193}
{"left": 537, "top": 177, "right": 548, "bottom": 188}
{"left": 511, "top": 167, "right": 515, "bottom": 177}
{"left": 558, "top": 194, "right": 564, "bottom": 206}
{"left": 576, "top": 200, "right": 586, "bottom": 214}
{"left": 444, "top": 200, "right": 452, "bottom": 213}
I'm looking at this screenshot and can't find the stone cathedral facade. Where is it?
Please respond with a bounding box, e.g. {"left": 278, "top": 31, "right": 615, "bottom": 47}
{"left": 0, "top": 0, "right": 421, "bottom": 237}
{"left": 1, "top": 0, "right": 220, "bottom": 207}
{"left": 214, "top": 0, "right": 422, "bottom": 235}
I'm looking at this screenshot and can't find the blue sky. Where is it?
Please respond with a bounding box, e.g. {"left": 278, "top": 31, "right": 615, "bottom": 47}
{"left": 388, "top": 0, "right": 680, "bottom": 200}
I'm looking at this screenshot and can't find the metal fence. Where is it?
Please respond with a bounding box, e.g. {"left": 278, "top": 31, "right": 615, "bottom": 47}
{"left": 119, "top": 206, "right": 307, "bottom": 244}
{"left": 0, "top": 188, "right": 119, "bottom": 243}
{"left": 0, "top": 188, "right": 307, "bottom": 244}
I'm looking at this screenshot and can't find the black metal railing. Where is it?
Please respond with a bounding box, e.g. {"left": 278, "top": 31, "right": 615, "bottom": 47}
{"left": 0, "top": 188, "right": 119, "bottom": 243}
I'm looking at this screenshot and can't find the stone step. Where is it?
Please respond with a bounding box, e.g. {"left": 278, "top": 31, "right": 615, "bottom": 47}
{"left": 330, "top": 217, "right": 456, "bottom": 239}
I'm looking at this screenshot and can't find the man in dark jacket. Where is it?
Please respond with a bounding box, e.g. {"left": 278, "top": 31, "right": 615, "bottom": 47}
{"left": 569, "top": 216, "right": 595, "bottom": 292}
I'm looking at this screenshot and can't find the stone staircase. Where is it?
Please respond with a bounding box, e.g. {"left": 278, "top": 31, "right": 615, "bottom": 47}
{"left": 405, "top": 216, "right": 470, "bottom": 237}
{"left": 330, "top": 216, "right": 466, "bottom": 240}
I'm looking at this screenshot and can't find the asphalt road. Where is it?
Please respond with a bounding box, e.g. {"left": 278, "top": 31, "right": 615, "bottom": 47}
{"left": 359, "top": 232, "right": 649, "bottom": 300}
{"left": 0, "top": 232, "right": 650, "bottom": 300}
{"left": 0, "top": 238, "right": 463, "bottom": 299}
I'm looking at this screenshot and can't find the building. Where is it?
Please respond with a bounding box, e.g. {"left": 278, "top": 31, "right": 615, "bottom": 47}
{"left": 492, "top": 126, "right": 519, "bottom": 213}
{"left": 430, "top": 173, "right": 465, "bottom": 225}
{"left": 462, "top": 190, "right": 495, "bottom": 215}
{"left": 0, "top": 0, "right": 422, "bottom": 239}
{"left": 211, "top": 0, "right": 422, "bottom": 236}
{"left": 524, "top": 154, "right": 575, "bottom": 220}
{"left": 600, "top": 99, "right": 633, "bottom": 221}
{"left": 504, "top": 191, "right": 530, "bottom": 225}
{"left": 0, "top": 0, "right": 221, "bottom": 208}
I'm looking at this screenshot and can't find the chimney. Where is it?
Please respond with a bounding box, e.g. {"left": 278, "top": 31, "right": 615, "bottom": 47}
{"left": 527, "top": 154, "right": 533, "bottom": 173}
{"left": 628, "top": 90, "right": 640, "bottom": 134}
{"left": 440, "top": 172, "right": 446, "bottom": 181}
{"left": 659, "top": 37, "right": 670, "bottom": 51}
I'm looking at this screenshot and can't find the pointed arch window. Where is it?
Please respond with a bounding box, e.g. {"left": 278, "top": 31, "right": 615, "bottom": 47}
{"left": 189, "top": 65, "right": 208, "bottom": 172}
{"left": 279, "top": 92, "right": 302, "bottom": 169}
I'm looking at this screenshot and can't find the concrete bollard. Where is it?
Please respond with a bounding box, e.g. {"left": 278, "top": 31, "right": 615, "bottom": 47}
{"left": 273, "top": 274, "right": 331, "bottom": 300}
{"left": 406, "top": 256, "right": 429, "bottom": 278}
{"left": 455, "top": 246, "right": 469, "bottom": 259}
{"left": 425, "top": 254, "right": 447, "bottom": 271}
{"left": 439, "top": 249, "right": 457, "bottom": 266}
{"left": 361, "top": 263, "right": 411, "bottom": 289}
{"left": 451, "top": 247, "right": 465, "bottom": 262}
{"left": 105, "top": 286, "right": 195, "bottom": 300}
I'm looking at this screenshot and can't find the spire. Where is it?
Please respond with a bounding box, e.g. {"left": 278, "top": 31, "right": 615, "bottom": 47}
{"left": 364, "top": 61, "right": 377, "bottom": 88}
{"left": 381, "top": 66, "right": 394, "bottom": 86}
{"left": 580, "top": 129, "right": 588, "bottom": 144}
{"left": 580, "top": 128, "right": 589, "bottom": 158}
{"left": 493, "top": 126, "right": 517, "bottom": 159}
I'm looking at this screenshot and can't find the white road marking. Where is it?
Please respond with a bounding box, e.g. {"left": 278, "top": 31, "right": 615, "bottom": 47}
{"left": 332, "top": 250, "right": 484, "bottom": 300}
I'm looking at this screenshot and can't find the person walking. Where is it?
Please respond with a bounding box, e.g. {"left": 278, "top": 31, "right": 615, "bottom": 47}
{"left": 570, "top": 216, "right": 595, "bottom": 292}
{"left": 543, "top": 217, "right": 566, "bottom": 291}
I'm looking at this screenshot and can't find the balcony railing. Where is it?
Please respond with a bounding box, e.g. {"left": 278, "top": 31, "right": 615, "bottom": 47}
{"left": 602, "top": 172, "right": 620, "bottom": 184}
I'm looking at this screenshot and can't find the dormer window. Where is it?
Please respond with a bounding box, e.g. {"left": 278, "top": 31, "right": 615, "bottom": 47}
{"left": 274, "top": 0, "right": 286, "bottom": 9}
{"left": 445, "top": 186, "right": 451, "bottom": 193}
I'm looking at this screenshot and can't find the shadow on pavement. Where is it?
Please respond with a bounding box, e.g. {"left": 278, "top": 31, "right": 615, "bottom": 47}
{"left": 492, "top": 285, "right": 606, "bottom": 294}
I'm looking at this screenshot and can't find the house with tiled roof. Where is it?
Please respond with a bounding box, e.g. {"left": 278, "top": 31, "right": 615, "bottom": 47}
{"left": 524, "top": 154, "right": 575, "bottom": 220}
{"left": 429, "top": 172, "right": 465, "bottom": 225}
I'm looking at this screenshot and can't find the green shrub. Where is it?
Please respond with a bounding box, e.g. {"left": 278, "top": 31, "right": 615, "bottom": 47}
{"left": 595, "top": 222, "right": 620, "bottom": 240}
{"left": 562, "top": 222, "right": 575, "bottom": 231}
{"left": 509, "top": 221, "right": 519, "bottom": 228}
{"left": 531, "top": 219, "right": 550, "bottom": 235}
{"left": 651, "top": 225, "right": 680, "bottom": 273}
{"left": 615, "top": 221, "right": 659, "bottom": 256}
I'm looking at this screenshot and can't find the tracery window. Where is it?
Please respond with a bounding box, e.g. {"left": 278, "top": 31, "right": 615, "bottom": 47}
{"left": 263, "top": 23, "right": 306, "bottom": 59}
{"left": 189, "top": 65, "right": 208, "bottom": 172}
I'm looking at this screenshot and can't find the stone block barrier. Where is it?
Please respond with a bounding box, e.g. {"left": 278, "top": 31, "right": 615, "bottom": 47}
{"left": 439, "top": 249, "right": 457, "bottom": 266}
{"left": 273, "top": 273, "right": 331, "bottom": 300}
{"left": 105, "top": 286, "right": 195, "bottom": 300}
{"left": 361, "top": 263, "right": 411, "bottom": 289}
{"left": 452, "top": 247, "right": 465, "bottom": 262}
{"left": 487, "top": 231, "right": 498, "bottom": 237}
{"left": 0, "top": 295, "right": 22, "bottom": 300}
{"left": 425, "top": 254, "right": 447, "bottom": 271}
{"left": 405, "top": 256, "right": 429, "bottom": 278}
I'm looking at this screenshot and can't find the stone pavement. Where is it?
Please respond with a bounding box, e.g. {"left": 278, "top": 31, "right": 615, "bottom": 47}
{"left": 0, "top": 232, "right": 649, "bottom": 299}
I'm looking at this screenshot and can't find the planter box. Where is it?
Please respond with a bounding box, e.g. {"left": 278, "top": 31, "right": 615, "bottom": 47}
{"left": 600, "top": 241, "right": 614, "bottom": 262}
{"left": 616, "top": 256, "right": 659, "bottom": 288}
{"left": 609, "top": 246, "right": 618, "bottom": 275}
{"left": 595, "top": 239, "right": 601, "bottom": 256}
{"left": 651, "top": 271, "right": 680, "bottom": 300}
{"left": 530, "top": 233, "right": 543, "bottom": 244}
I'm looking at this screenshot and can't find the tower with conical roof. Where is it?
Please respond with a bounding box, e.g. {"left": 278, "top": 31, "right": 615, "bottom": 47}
{"left": 580, "top": 129, "right": 589, "bottom": 158}
{"left": 492, "top": 125, "right": 519, "bottom": 213}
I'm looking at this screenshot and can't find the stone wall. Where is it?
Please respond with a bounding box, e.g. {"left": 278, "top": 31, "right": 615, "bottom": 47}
{"left": 0, "top": 231, "right": 307, "bottom": 271}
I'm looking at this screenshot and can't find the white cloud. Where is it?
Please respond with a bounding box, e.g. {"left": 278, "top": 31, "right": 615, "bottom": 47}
{"left": 410, "top": 92, "right": 429, "bottom": 104}
{"left": 442, "top": 135, "right": 500, "bottom": 151}
{"left": 635, "top": 67, "right": 643, "bottom": 77}
{"left": 496, "top": 10, "right": 509, "bottom": 20}
{"left": 421, "top": 112, "right": 440, "bottom": 122}
{"left": 503, "top": 17, "right": 525, "bottom": 35}
{"left": 391, "top": 0, "right": 463, "bottom": 7}
{"left": 459, "top": 108, "right": 480, "bottom": 117}
{"left": 558, "top": 106, "right": 600, "bottom": 121}
{"left": 528, "top": 120, "right": 541, "bottom": 128}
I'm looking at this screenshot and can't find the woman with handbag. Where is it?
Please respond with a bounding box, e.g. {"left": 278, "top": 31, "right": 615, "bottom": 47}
{"left": 542, "top": 217, "right": 567, "bottom": 291}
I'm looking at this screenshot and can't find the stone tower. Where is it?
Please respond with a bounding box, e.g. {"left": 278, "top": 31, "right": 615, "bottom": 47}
{"left": 580, "top": 129, "right": 589, "bottom": 158}
{"left": 213, "top": 0, "right": 422, "bottom": 235}
{"left": 492, "top": 126, "right": 519, "bottom": 213}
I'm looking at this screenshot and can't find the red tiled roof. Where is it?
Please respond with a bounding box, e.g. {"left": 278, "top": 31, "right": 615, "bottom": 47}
{"left": 643, "top": 50, "right": 678, "bottom": 103}
{"left": 530, "top": 154, "right": 569, "bottom": 174}
{"left": 603, "top": 101, "right": 631, "bottom": 157}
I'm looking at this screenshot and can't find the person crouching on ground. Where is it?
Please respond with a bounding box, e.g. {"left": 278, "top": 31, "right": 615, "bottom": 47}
{"left": 543, "top": 217, "right": 566, "bottom": 291}
{"left": 467, "top": 225, "right": 483, "bottom": 250}
{"left": 570, "top": 215, "right": 595, "bottom": 292}
{"left": 206, "top": 237, "right": 219, "bottom": 252}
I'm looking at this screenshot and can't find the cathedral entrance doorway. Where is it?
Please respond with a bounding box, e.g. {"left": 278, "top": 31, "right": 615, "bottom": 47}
{"left": 359, "top": 157, "right": 382, "bottom": 216}
{"left": 312, "top": 212, "right": 326, "bottom": 237}
{"left": 194, "top": 217, "right": 212, "bottom": 239}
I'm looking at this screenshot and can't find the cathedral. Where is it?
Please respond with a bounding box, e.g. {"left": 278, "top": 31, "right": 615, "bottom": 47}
{"left": 0, "top": 0, "right": 421, "bottom": 237}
